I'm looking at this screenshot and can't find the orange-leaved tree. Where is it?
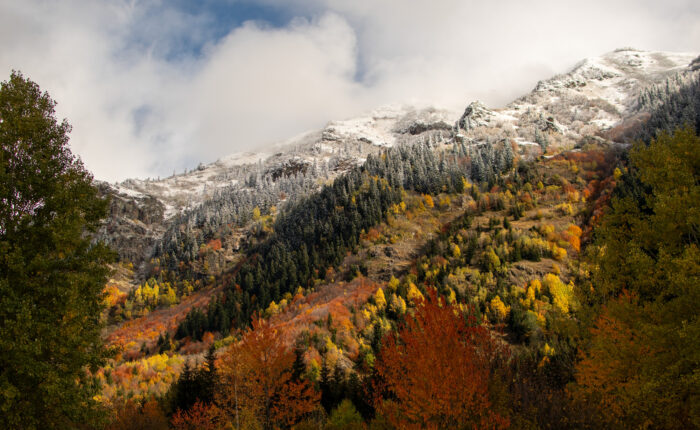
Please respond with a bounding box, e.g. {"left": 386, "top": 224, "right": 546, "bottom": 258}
{"left": 107, "top": 399, "right": 169, "bottom": 430}
{"left": 375, "top": 290, "right": 510, "bottom": 429}
{"left": 171, "top": 400, "right": 221, "bottom": 430}
{"left": 218, "top": 317, "right": 319, "bottom": 429}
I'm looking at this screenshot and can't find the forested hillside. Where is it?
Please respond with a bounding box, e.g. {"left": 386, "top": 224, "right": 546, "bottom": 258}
{"left": 2, "top": 49, "right": 698, "bottom": 430}
{"left": 174, "top": 141, "right": 512, "bottom": 341}
{"left": 91, "top": 52, "right": 700, "bottom": 430}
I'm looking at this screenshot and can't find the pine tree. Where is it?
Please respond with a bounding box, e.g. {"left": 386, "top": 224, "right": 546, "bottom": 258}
{"left": 172, "top": 361, "right": 197, "bottom": 413}
{"left": 535, "top": 129, "right": 549, "bottom": 154}
{"left": 201, "top": 345, "right": 219, "bottom": 404}
{"left": 291, "top": 344, "right": 307, "bottom": 382}
{"left": 320, "top": 360, "right": 333, "bottom": 412}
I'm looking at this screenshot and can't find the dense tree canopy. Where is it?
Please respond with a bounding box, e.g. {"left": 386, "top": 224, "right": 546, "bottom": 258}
{"left": 590, "top": 127, "right": 700, "bottom": 302}
{"left": 0, "top": 71, "right": 113, "bottom": 429}
{"left": 636, "top": 74, "right": 700, "bottom": 141}
{"left": 575, "top": 127, "right": 700, "bottom": 428}
{"left": 175, "top": 139, "right": 514, "bottom": 340}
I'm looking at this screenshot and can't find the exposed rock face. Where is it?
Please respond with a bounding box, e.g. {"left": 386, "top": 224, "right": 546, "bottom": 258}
{"left": 455, "top": 101, "right": 494, "bottom": 132}
{"left": 392, "top": 108, "right": 455, "bottom": 135}
{"left": 403, "top": 121, "right": 453, "bottom": 135}
{"left": 267, "top": 158, "right": 309, "bottom": 181}
{"left": 95, "top": 183, "right": 166, "bottom": 267}
{"left": 691, "top": 55, "right": 700, "bottom": 72}
{"left": 539, "top": 115, "right": 563, "bottom": 134}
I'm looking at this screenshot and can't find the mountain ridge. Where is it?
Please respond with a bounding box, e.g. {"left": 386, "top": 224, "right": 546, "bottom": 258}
{"left": 96, "top": 48, "right": 698, "bottom": 266}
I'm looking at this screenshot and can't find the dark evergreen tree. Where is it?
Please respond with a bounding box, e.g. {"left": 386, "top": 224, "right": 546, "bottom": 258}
{"left": 320, "top": 360, "right": 334, "bottom": 412}
{"left": 291, "top": 344, "right": 307, "bottom": 382}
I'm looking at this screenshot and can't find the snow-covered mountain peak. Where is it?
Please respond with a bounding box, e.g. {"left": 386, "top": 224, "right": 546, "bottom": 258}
{"left": 102, "top": 103, "right": 458, "bottom": 221}
{"left": 96, "top": 48, "right": 699, "bottom": 265}
{"left": 493, "top": 48, "right": 699, "bottom": 137}
{"left": 530, "top": 49, "right": 696, "bottom": 112}
{"left": 104, "top": 49, "right": 700, "bottom": 224}
{"left": 99, "top": 48, "right": 698, "bottom": 264}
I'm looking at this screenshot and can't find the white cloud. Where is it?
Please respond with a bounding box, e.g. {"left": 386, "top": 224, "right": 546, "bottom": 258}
{"left": 0, "top": 0, "right": 698, "bottom": 181}
{"left": 183, "top": 13, "right": 365, "bottom": 162}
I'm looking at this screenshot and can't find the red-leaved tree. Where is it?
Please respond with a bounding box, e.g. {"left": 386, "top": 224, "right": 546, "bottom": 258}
{"left": 171, "top": 401, "right": 220, "bottom": 430}
{"left": 376, "top": 290, "right": 510, "bottom": 429}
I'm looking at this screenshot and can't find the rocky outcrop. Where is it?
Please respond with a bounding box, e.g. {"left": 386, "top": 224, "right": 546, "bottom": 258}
{"left": 539, "top": 115, "right": 563, "bottom": 134}
{"left": 691, "top": 55, "right": 700, "bottom": 72}
{"left": 95, "top": 183, "right": 167, "bottom": 267}
{"left": 266, "top": 158, "right": 310, "bottom": 181}
{"left": 393, "top": 108, "right": 455, "bottom": 135}
{"left": 454, "top": 101, "right": 493, "bottom": 132}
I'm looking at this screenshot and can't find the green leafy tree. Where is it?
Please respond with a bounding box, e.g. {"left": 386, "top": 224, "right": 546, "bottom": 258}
{"left": 0, "top": 71, "right": 114, "bottom": 429}
{"left": 588, "top": 127, "right": 699, "bottom": 303}
{"left": 326, "top": 399, "right": 365, "bottom": 430}
{"left": 575, "top": 127, "right": 700, "bottom": 428}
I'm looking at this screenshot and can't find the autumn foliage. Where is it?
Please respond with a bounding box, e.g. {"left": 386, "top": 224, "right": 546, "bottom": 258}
{"left": 206, "top": 239, "right": 222, "bottom": 252}
{"left": 375, "top": 290, "right": 509, "bottom": 429}
{"left": 107, "top": 399, "right": 169, "bottom": 430}
{"left": 171, "top": 401, "right": 220, "bottom": 430}
{"left": 572, "top": 129, "right": 700, "bottom": 428}
{"left": 571, "top": 293, "right": 649, "bottom": 426}
{"left": 218, "top": 317, "right": 319, "bottom": 429}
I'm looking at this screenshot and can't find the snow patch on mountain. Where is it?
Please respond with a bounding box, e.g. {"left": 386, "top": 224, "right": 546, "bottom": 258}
{"left": 102, "top": 104, "right": 458, "bottom": 221}
{"left": 444, "top": 48, "right": 700, "bottom": 153}
{"left": 524, "top": 48, "right": 696, "bottom": 116}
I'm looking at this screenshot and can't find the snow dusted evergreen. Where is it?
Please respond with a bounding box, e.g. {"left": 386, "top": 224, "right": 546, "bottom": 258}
{"left": 154, "top": 160, "right": 327, "bottom": 266}
{"left": 175, "top": 138, "right": 515, "bottom": 340}
{"left": 636, "top": 72, "right": 700, "bottom": 141}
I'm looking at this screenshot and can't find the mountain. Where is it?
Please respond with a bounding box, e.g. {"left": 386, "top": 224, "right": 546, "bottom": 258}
{"left": 98, "top": 49, "right": 697, "bottom": 265}
{"left": 93, "top": 48, "right": 700, "bottom": 428}
{"left": 96, "top": 48, "right": 697, "bottom": 268}
{"left": 96, "top": 105, "right": 458, "bottom": 266}
{"left": 455, "top": 48, "right": 697, "bottom": 145}
{"left": 96, "top": 47, "right": 698, "bottom": 341}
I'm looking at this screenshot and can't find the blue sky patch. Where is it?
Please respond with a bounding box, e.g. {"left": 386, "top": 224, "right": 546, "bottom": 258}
{"left": 126, "top": 0, "right": 298, "bottom": 63}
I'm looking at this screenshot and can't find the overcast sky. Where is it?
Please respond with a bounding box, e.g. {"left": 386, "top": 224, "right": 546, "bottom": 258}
{"left": 1, "top": 0, "right": 698, "bottom": 181}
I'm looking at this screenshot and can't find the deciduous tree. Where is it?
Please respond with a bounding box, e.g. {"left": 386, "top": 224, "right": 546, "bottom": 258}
{"left": 375, "top": 290, "right": 509, "bottom": 429}
{"left": 171, "top": 401, "right": 220, "bottom": 430}
{"left": 218, "top": 318, "right": 319, "bottom": 429}
{"left": 0, "top": 71, "right": 114, "bottom": 429}
{"left": 575, "top": 128, "right": 700, "bottom": 428}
